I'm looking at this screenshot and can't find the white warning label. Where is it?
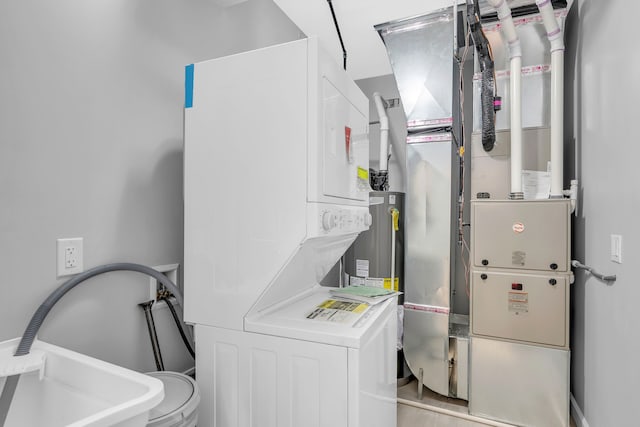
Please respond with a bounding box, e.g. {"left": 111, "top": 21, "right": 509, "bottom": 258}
{"left": 509, "top": 292, "right": 529, "bottom": 313}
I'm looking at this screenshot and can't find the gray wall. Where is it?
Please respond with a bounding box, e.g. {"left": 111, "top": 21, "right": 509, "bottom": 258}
{"left": 0, "top": 0, "right": 301, "bottom": 372}
{"left": 566, "top": 0, "right": 640, "bottom": 425}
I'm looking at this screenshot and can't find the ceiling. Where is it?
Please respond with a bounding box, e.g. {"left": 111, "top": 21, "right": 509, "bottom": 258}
{"left": 272, "top": 0, "right": 454, "bottom": 81}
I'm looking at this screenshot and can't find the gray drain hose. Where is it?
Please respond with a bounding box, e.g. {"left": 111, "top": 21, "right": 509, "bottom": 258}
{"left": 0, "top": 262, "right": 191, "bottom": 426}
{"left": 0, "top": 378, "right": 18, "bottom": 427}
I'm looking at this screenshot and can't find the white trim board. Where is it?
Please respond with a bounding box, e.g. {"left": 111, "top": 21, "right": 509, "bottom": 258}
{"left": 571, "top": 394, "right": 589, "bottom": 427}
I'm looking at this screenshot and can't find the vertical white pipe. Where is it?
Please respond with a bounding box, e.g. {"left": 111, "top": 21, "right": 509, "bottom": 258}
{"left": 373, "top": 92, "right": 389, "bottom": 172}
{"left": 453, "top": 0, "right": 458, "bottom": 58}
{"left": 487, "top": 0, "right": 523, "bottom": 198}
{"left": 550, "top": 51, "right": 564, "bottom": 197}
{"left": 536, "top": 0, "right": 565, "bottom": 198}
{"left": 510, "top": 55, "right": 523, "bottom": 195}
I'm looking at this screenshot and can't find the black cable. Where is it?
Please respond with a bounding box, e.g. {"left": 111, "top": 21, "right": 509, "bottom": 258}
{"left": 139, "top": 300, "right": 165, "bottom": 371}
{"left": 159, "top": 295, "right": 196, "bottom": 358}
{"left": 326, "top": 0, "right": 347, "bottom": 70}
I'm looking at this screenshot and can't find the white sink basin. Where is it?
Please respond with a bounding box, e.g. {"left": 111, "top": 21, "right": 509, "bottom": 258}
{"left": 0, "top": 338, "right": 164, "bottom": 427}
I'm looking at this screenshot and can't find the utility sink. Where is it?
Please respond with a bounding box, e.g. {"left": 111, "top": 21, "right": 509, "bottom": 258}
{"left": 0, "top": 338, "right": 164, "bottom": 427}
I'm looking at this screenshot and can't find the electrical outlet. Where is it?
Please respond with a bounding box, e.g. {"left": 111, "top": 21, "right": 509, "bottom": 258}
{"left": 57, "top": 238, "right": 83, "bottom": 277}
{"left": 65, "top": 247, "right": 78, "bottom": 268}
{"left": 611, "top": 234, "right": 622, "bottom": 264}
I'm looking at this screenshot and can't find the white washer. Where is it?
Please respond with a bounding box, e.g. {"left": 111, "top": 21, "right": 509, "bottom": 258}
{"left": 146, "top": 372, "right": 199, "bottom": 427}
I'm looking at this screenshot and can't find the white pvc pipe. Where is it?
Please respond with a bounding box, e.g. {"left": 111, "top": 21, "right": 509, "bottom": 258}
{"left": 570, "top": 178, "right": 577, "bottom": 214}
{"left": 549, "top": 51, "right": 564, "bottom": 197}
{"left": 373, "top": 92, "right": 390, "bottom": 172}
{"left": 487, "top": 0, "right": 523, "bottom": 197}
{"left": 564, "top": 178, "right": 578, "bottom": 214}
{"left": 510, "top": 55, "right": 523, "bottom": 196}
{"left": 452, "top": 0, "right": 458, "bottom": 58}
{"left": 536, "top": 0, "right": 565, "bottom": 198}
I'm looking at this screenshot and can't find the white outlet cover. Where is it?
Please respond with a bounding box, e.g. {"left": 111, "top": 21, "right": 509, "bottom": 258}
{"left": 57, "top": 238, "right": 83, "bottom": 277}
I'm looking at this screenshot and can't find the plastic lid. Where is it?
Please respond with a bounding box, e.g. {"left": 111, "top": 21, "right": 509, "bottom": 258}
{"left": 146, "top": 372, "right": 199, "bottom": 427}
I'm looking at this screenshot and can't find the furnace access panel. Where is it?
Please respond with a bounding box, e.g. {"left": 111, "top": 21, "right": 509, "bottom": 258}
{"left": 472, "top": 200, "right": 571, "bottom": 272}
{"left": 470, "top": 270, "right": 569, "bottom": 348}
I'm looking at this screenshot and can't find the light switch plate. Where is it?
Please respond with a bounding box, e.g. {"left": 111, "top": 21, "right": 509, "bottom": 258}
{"left": 610, "top": 234, "right": 622, "bottom": 264}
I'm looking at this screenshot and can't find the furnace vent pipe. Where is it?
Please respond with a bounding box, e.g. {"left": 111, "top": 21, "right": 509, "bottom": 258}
{"left": 536, "top": 0, "right": 564, "bottom": 198}
{"left": 373, "top": 92, "right": 390, "bottom": 173}
{"left": 487, "top": 0, "right": 523, "bottom": 199}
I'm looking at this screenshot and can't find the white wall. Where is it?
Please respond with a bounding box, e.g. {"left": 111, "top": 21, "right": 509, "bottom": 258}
{"left": 0, "top": 0, "right": 302, "bottom": 372}
{"left": 566, "top": 1, "right": 640, "bottom": 425}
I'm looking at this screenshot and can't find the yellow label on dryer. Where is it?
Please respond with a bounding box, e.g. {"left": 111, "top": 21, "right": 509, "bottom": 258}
{"left": 357, "top": 166, "right": 368, "bottom": 180}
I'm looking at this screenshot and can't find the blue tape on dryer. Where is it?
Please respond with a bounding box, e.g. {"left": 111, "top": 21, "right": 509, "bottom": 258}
{"left": 185, "top": 64, "right": 194, "bottom": 109}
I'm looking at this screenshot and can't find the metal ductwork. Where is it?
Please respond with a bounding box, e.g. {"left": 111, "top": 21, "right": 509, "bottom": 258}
{"left": 375, "top": 0, "right": 572, "bottom": 403}
{"left": 376, "top": 9, "right": 461, "bottom": 398}
{"left": 376, "top": 11, "right": 454, "bottom": 132}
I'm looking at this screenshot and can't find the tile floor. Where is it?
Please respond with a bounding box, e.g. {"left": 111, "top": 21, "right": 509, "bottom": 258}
{"left": 397, "top": 379, "right": 577, "bottom": 427}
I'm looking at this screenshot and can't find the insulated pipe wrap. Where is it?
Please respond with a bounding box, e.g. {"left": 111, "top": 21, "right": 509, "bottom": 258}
{"left": 469, "top": 0, "right": 497, "bottom": 152}
{"left": 480, "top": 66, "right": 496, "bottom": 151}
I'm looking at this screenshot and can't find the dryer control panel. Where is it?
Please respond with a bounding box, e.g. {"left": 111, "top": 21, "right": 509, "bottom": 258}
{"left": 309, "top": 203, "right": 371, "bottom": 237}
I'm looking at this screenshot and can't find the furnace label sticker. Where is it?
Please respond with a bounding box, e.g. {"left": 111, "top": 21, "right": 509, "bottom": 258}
{"left": 512, "top": 250, "right": 526, "bottom": 266}
{"left": 509, "top": 292, "right": 529, "bottom": 314}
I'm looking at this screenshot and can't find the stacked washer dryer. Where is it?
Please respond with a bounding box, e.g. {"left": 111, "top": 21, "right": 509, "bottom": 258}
{"left": 183, "top": 38, "right": 397, "bottom": 427}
